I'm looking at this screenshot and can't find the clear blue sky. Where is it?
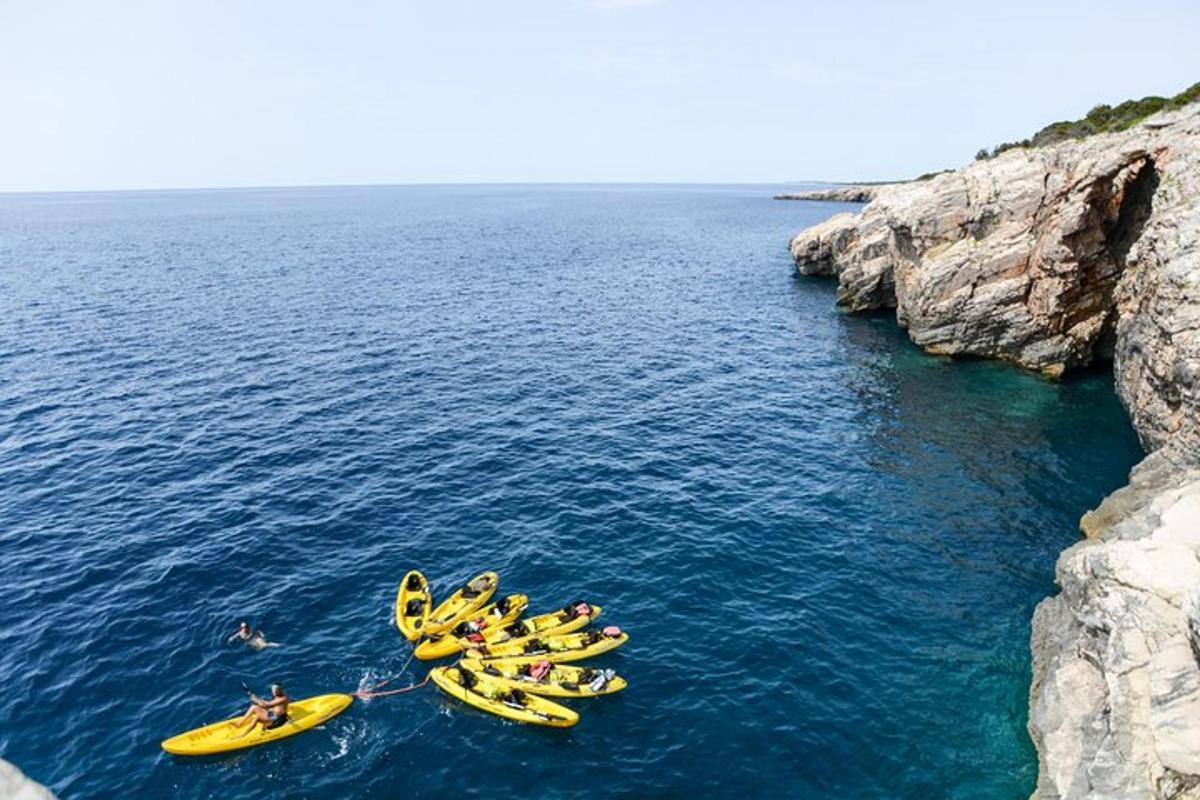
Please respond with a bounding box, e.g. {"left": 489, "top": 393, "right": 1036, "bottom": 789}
{"left": 2, "top": 0, "right": 1198, "bottom": 192}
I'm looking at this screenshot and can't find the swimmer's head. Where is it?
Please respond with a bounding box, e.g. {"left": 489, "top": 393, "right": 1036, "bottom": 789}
{"left": 239, "top": 621, "right": 250, "bottom": 632}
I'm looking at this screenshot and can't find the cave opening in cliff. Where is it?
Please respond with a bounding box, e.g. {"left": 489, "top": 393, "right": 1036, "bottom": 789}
{"left": 1107, "top": 156, "right": 1159, "bottom": 264}
{"left": 1081, "top": 156, "right": 1161, "bottom": 366}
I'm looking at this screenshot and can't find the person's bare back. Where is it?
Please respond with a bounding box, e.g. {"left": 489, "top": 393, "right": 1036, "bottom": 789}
{"left": 228, "top": 621, "right": 280, "bottom": 650}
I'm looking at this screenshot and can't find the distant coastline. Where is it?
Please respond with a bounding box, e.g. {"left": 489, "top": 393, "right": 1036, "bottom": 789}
{"left": 773, "top": 185, "right": 880, "bottom": 203}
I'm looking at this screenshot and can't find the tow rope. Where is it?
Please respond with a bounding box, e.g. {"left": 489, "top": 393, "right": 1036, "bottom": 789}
{"left": 353, "top": 646, "right": 424, "bottom": 699}
{"left": 355, "top": 675, "right": 430, "bottom": 699}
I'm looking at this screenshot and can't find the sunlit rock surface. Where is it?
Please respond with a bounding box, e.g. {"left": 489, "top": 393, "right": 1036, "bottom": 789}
{"left": 790, "top": 105, "right": 1200, "bottom": 798}
{"left": 0, "top": 760, "right": 57, "bottom": 800}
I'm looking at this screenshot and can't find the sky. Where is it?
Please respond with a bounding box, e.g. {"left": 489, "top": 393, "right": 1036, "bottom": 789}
{"left": 1, "top": 0, "right": 1198, "bottom": 192}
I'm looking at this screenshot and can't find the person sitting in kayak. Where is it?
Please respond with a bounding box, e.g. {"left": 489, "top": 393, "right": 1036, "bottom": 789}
{"left": 522, "top": 637, "right": 570, "bottom": 655}
{"left": 519, "top": 660, "right": 553, "bottom": 681}
{"left": 403, "top": 575, "right": 430, "bottom": 619}
{"left": 488, "top": 596, "right": 512, "bottom": 618}
{"left": 454, "top": 618, "right": 494, "bottom": 652}
{"left": 457, "top": 668, "right": 496, "bottom": 698}
{"left": 460, "top": 575, "right": 493, "bottom": 600}
{"left": 459, "top": 637, "right": 491, "bottom": 656}
{"left": 522, "top": 637, "right": 547, "bottom": 654}
{"left": 581, "top": 626, "right": 623, "bottom": 647}
{"left": 502, "top": 620, "right": 529, "bottom": 639}
{"left": 229, "top": 683, "right": 289, "bottom": 736}
{"left": 557, "top": 600, "right": 593, "bottom": 623}
{"left": 453, "top": 616, "right": 489, "bottom": 642}
{"left": 228, "top": 621, "right": 279, "bottom": 650}
{"left": 460, "top": 672, "right": 524, "bottom": 708}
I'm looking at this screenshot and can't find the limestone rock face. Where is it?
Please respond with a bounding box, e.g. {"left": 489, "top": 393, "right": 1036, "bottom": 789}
{"left": 1110, "top": 122, "right": 1200, "bottom": 457}
{"left": 1030, "top": 470, "right": 1200, "bottom": 800}
{"left": 789, "top": 105, "right": 1200, "bottom": 387}
{"left": 788, "top": 105, "right": 1200, "bottom": 799}
{"left": 0, "top": 760, "right": 57, "bottom": 800}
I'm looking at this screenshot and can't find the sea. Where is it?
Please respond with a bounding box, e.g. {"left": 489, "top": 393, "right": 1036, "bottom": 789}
{"left": 0, "top": 184, "right": 1143, "bottom": 798}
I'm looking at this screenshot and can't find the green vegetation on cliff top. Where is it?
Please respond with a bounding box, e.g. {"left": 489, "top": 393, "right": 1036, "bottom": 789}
{"left": 975, "top": 80, "right": 1200, "bottom": 161}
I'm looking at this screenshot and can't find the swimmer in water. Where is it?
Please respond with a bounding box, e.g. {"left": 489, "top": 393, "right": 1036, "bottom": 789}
{"left": 228, "top": 621, "right": 280, "bottom": 650}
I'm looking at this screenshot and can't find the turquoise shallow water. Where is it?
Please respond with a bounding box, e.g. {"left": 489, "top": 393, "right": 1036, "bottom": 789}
{"left": 0, "top": 185, "right": 1142, "bottom": 798}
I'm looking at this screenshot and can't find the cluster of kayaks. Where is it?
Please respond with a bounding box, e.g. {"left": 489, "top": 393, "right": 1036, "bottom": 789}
{"left": 400, "top": 569, "right": 628, "bottom": 727}
{"left": 159, "top": 567, "right": 628, "bottom": 756}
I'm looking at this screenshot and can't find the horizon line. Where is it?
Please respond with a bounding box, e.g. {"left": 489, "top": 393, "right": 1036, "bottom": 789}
{"left": 0, "top": 177, "right": 873, "bottom": 198}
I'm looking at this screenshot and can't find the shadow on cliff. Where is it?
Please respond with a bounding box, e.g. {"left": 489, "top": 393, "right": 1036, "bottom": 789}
{"left": 1086, "top": 155, "right": 1160, "bottom": 361}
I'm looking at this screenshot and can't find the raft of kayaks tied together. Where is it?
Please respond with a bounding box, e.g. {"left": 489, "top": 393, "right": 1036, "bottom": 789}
{"left": 160, "top": 569, "right": 628, "bottom": 756}
{"left": 398, "top": 569, "right": 629, "bottom": 728}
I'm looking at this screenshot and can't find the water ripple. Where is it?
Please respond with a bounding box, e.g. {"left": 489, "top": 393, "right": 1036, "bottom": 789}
{"left": 0, "top": 185, "right": 1142, "bottom": 799}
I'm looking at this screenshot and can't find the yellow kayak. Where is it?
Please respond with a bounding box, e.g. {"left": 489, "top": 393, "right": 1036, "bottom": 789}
{"left": 424, "top": 571, "right": 498, "bottom": 635}
{"left": 473, "top": 628, "right": 628, "bottom": 664}
{"left": 461, "top": 657, "right": 627, "bottom": 697}
{"left": 456, "top": 601, "right": 601, "bottom": 652}
{"left": 414, "top": 594, "right": 529, "bottom": 660}
{"left": 161, "top": 694, "right": 353, "bottom": 756}
{"left": 395, "top": 569, "right": 432, "bottom": 641}
{"left": 430, "top": 665, "right": 577, "bottom": 727}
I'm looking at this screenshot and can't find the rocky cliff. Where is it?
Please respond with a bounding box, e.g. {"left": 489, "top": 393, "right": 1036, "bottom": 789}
{"left": 789, "top": 104, "right": 1200, "bottom": 798}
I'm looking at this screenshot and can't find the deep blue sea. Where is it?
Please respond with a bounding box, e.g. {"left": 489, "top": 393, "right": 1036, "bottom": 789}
{"left": 0, "top": 185, "right": 1142, "bottom": 799}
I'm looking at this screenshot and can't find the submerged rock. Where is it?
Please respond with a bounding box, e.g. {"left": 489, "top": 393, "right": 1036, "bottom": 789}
{"left": 789, "top": 104, "right": 1200, "bottom": 798}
